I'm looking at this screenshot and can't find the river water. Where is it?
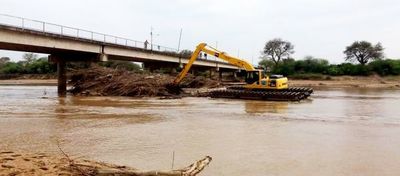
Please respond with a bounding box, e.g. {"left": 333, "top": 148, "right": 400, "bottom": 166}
{"left": 1, "top": 86, "right": 400, "bottom": 175}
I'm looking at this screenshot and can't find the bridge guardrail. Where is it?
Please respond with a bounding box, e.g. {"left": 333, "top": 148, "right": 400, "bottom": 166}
{"left": 0, "top": 13, "right": 178, "bottom": 53}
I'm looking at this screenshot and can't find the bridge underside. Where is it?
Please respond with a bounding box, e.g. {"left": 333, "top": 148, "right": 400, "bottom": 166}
{"left": 0, "top": 25, "right": 239, "bottom": 96}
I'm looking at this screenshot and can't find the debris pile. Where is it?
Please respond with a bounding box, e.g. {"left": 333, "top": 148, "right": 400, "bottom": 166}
{"left": 69, "top": 66, "right": 220, "bottom": 97}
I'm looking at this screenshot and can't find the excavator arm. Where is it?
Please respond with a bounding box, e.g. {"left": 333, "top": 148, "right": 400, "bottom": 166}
{"left": 173, "top": 43, "right": 255, "bottom": 84}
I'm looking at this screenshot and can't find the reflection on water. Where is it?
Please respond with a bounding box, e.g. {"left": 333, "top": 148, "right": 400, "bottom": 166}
{"left": 1, "top": 86, "right": 400, "bottom": 175}
{"left": 244, "top": 100, "right": 290, "bottom": 114}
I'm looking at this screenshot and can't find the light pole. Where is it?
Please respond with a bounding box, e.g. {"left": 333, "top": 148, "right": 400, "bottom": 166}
{"left": 150, "top": 26, "right": 159, "bottom": 51}
{"left": 177, "top": 28, "right": 183, "bottom": 52}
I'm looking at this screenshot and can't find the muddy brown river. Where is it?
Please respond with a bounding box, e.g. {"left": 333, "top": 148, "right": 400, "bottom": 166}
{"left": 1, "top": 86, "right": 400, "bottom": 175}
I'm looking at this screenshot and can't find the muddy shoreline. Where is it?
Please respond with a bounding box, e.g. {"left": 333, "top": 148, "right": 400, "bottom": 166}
{"left": 0, "top": 79, "right": 57, "bottom": 86}
{"left": 0, "top": 151, "right": 137, "bottom": 175}
{"left": 292, "top": 75, "right": 400, "bottom": 88}
{"left": 0, "top": 151, "right": 211, "bottom": 176}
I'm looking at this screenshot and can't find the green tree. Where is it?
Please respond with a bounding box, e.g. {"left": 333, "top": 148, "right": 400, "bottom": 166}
{"left": 369, "top": 59, "right": 400, "bottom": 76}
{"left": 258, "top": 58, "right": 275, "bottom": 70}
{"left": 344, "top": 41, "right": 384, "bottom": 65}
{"left": 179, "top": 49, "right": 193, "bottom": 58}
{"left": 274, "top": 58, "right": 296, "bottom": 75}
{"left": 0, "top": 62, "right": 23, "bottom": 74}
{"left": 262, "top": 38, "right": 294, "bottom": 66}
{"left": 22, "top": 53, "right": 39, "bottom": 63}
{"left": 0, "top": 57, "right": 10, "bottom": 65}
{"left": 295, "top": 56, "right": 329, "bottom": 73}
{"left": 25, "top": 57, "right": 56, "bottom": 74}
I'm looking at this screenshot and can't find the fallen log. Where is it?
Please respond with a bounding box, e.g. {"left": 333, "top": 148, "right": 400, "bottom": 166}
{"left": 96, "top": 156, "right": 212, "bottom": 176}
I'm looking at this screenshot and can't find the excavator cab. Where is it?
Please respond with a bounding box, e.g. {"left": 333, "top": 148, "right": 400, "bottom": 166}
{"left": 244, "top": 70, "right": 288, "bottom": 90}
{"left": 245, "top": 70, "right": 261, "bottom": 84}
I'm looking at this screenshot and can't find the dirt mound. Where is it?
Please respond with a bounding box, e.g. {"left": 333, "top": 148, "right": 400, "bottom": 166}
{"left": 69, "top": 66, "right": 220, "bottom": 97}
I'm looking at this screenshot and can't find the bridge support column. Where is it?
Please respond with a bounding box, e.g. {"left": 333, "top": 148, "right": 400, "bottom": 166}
{"left": 57, "top": 61, "right": 67, "bottom": 97}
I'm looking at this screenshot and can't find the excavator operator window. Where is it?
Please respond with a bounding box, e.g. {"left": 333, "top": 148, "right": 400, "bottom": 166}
{"left": 245, "top": 71, "right": 259, "bottom": 84}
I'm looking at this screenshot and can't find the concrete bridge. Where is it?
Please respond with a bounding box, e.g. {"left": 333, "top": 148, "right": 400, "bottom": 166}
{"left": 0, "top": 14, "right": 239, "bottom": 96}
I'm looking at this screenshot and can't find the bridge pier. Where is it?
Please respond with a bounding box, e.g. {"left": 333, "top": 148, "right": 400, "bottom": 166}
{"left": 49, "top": 55, "right": 67, "bottom": 97}
{"left": 57, "top": 61, "right": 67, "bottom": 97}
{"left": 49, "top": 53, "right": 100, "bottom": 97}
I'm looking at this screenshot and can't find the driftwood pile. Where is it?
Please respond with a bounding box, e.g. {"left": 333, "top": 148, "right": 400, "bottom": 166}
{"left": 97, "top": 156, "right": 212, "bottom": 176}
{"left": 69, "top": 66, "right": 173, "bottom": 96}
{"left": 69, "top": 66, "right": 219, "bottom": 97}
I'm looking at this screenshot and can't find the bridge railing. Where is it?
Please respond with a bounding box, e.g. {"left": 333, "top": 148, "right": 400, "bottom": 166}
{"left": 0, "top": 14, "right": 178, "bottom": 53}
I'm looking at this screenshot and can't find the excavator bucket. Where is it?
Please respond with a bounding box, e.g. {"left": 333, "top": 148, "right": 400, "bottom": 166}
{"left": 165, "top": 83, "right": 182, "bottom": 95}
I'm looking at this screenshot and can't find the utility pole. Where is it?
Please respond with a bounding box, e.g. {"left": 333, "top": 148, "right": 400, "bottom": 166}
{"left": 150, "top": 26, "right": 153, "bottom": 51}
{"left": 150, "top": 27, "right": 160, "bottom": 51}
{"left": 177, "top": 28, "right": 183, "bottom": 52}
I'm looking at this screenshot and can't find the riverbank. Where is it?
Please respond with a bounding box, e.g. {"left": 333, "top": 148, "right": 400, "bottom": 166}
{"left": 0, "top": 79, "right": 57, "bottom": 85}
{"left": 1, "top": 75, "right": 399, "bottom": 89}
{"left": 0, "top": 151, "right": 136, "bottom": 175}
{"left": 290, "top": 75, "right": 400, "bottom": 89}
{"left": 0, "top": 151, "right": 211, "bottom": 176}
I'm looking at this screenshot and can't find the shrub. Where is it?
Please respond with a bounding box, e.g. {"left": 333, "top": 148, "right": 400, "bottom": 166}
{"left": 294, "top": 57, "right": 329, "bottom": 74}
{"left": 335, "top": 63, "right": 371, "bottom": 76}
{"left": 0, "top": 62, "right": 23, "bottom": 74}
{"left": 369, "top": 59, "right": 400, "bottom": 76}
{"left": 289, "top": 73, "right": 326, "bottom": 80}
{"left": 25, "top": 58, "right": 57, "bottom": 74}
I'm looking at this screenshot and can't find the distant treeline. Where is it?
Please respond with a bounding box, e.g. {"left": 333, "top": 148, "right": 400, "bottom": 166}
{"left": 0, "top": 53, "right": 142, "bottom": 75}
{"left": 1, "top": 47, "right": 400, "bottom": 78}
{"left": 259, "top": 56, "right": 400, "bottom": 78}
{"left": 0, "top": 54, "right": 56, "bottom": 74}
{"left": 258, "top": 39, "right": 400, "bottom": 78}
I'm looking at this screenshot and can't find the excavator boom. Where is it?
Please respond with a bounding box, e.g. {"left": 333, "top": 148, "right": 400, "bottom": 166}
{"left": 173, "top": 43, "right": 254, "bottom": 84}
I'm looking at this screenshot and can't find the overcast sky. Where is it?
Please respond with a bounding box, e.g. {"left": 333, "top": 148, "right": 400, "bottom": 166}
{"left": 0, "top": 0, "right": 399, "bottom": 64}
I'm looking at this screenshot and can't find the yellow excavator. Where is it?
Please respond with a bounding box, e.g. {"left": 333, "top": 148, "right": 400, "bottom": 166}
{"left": 172, "top": 43, "right": 313, "bottom": 101}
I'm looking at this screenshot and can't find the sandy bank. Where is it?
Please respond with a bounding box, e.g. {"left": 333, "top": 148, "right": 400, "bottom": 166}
{"left": 0, "top": 150, "right": 212, "bottom": 176}
{"left": 0, "top": 151, "right": 137, "bottom": 175}
{"left": 289, "top": 75, "right": 400, "bottom": 89}
{"left": 0, "top": 79, "right": 57, "bottom": 86}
